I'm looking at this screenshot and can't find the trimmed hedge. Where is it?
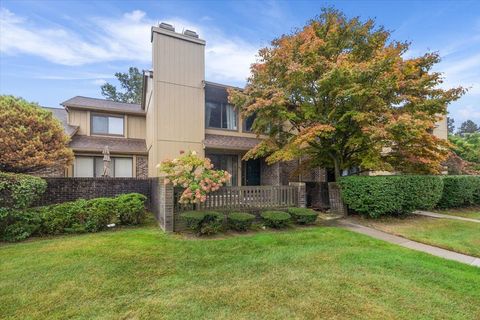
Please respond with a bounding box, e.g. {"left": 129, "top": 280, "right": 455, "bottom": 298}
{"left": 180, "top": 211, "right": 224, "bottom": 235}
{"left": 0, "top": 193, "right": 147, "bottom": 242}
{"left": 437, "top": 176, "right": 480, "bottom": 208}
{"left": 227, "top": 212, "right": 255, "bottom": 231}
{"left": 287, "top": 207, "right": 318, "bottom": 225}
{"left": 0, "top": 172, "right": 47, "bottom": 209}
{"left": 339, "top": 175, "right": 444, "bottom": 218}
{"left": 261, "top": 211, "right": 291, "bottom": 228}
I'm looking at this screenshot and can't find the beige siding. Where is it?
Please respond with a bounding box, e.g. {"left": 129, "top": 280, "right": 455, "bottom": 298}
{"left": 127, "top": 115, "right": 146, "bottom": 139}
{"left": 433, "top": 115, "right": 448, "bottom": 140}
{"left": 68, "top": 109, "right": 89, "bottom": 135}
{"left": 148, "top": 27, "right": 206, "bottom": 176}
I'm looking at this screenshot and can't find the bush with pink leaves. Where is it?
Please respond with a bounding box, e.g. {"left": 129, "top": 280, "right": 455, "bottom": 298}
{"left": 158, "top": 151, "right": 231, "bottom": 204}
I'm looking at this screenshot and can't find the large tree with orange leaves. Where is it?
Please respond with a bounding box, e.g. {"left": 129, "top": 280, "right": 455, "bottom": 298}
{"left": 0, "top": 95, "right": 74, "bottom": 173}
{"left": 229, "top": 9, "right": 464, "bottom": 179}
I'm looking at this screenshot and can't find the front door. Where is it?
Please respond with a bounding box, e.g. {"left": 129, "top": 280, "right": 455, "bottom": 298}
{"left": 243, "top": 159, "right": 261, "bottom": 186}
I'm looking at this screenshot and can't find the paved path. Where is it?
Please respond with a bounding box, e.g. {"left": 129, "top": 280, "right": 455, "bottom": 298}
{"left": 335, "top": 219, "right": 480, "bottom": 268}
{"left": 414, "top": 210, "right": 480, "bottom": 223}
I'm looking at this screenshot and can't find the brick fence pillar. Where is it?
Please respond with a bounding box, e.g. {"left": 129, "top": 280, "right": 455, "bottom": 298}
{"left": 328, "top": 182, "right": 347, "bottom": 216}
{"left": 152, "top": 177, "right": 174, "bottom": 232}
{"left": 289, "top": 182, "right": 306, "bottom": 208}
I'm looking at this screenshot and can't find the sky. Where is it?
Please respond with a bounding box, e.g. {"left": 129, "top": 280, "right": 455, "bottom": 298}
{"left": 1, "top": 0, "right": 479, "bottom": 128}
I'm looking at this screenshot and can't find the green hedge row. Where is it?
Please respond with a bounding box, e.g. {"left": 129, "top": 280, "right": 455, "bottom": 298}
{"left": 339, "top": 175, "right": 480, "bottom": 218}
{"left": 0, "top": 172, "right": 47, "bottom": 209}
{"left": 437, "top": 176, "right": 480, "bottom": 208}
{"left": 339, "top": 175, "right": 444, "bottom": 218}
{"left": 180, "top": 207, "right": 319, "bottom": 235}
{"left": 0, "top": 193, "right": 147, "bottom": 242}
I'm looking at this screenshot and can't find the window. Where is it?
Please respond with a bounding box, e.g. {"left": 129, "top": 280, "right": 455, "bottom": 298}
{"left": 91, "top": 114, "right": 124, "bottom": 135}
{"left": 206, "top": 154, "right": 238, "bottom": 186}
{"left": 205, "top": 102, "right": 237, "bottom": 130}
{"left": 243, "top": 114, "right": 256, "bottom": 132}
{"left": 74, "top": 156, "right": 133, "bottom": 177}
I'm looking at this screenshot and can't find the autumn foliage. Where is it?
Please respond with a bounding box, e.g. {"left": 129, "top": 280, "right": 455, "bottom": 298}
{"left": 159, "top": 151, "right": 231, "bottom": 204}
{"left": 0, "top": 95, "right": 74, "bottom": 173}
{"left": 229, "top": 9, "right": 464, "bottom": 178}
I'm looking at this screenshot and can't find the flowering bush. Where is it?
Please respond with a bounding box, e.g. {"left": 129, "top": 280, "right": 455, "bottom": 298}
{"left": 158, "top": 151, "right": 231, "bottom": 204}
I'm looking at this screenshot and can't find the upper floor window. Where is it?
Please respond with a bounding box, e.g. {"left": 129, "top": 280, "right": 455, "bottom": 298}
{"left": 205, "top": 102, "right": 237, "bottom": 130}
{"left": 91, "top": 114, "right": 124, "bottom": 136}
{"left": 243, "top": 114, "right": 256, "bottom": 132}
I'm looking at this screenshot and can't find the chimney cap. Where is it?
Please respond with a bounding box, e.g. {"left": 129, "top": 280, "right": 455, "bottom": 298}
{"left": 159, "top": 22, "right": 175, "bottom": 32}
{"left": 183, "top": 29, "right": 199, "bottom": 38}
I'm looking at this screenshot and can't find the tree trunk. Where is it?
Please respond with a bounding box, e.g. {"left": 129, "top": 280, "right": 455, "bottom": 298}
{"left": 333, "top": 157, "right": 341, "bottom": 182}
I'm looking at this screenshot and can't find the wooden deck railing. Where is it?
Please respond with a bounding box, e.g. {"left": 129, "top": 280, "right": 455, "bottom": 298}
{"left": 174, "top": 185, "right": 299, "bottom": 212}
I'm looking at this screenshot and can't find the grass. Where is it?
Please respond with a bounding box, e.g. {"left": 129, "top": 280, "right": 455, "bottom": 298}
{"left": 433, "top": 206, "right": 480, "bottom": 220}
{"left": 351, "top": 215, "right": 480, "bottom": 257}
{"left": 1, "top": 225, "right": 480, "bottom": 319}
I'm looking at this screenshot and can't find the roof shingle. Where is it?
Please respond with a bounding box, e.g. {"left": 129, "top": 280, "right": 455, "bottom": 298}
{"left": 204, "top": 134, "right": 260, "bottom": 151}
{"left": 69, "top": 135, "right": 147, "bottom": 154}
{"left": 61, "top": 96, "right": 144, "bottom": 115}
{"left": 43, "top": 107, "right": 79, "bottom": 136}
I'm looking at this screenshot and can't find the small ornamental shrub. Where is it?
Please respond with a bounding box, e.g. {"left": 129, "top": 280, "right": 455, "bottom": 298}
{"left": 0, "top": 172, "right": 47, "bottom": 209}
{"left": 261, "top": 211, "right": 291, "bottom": 228}
{"left": 116, "top": 193, "right": 147, "bottom": 225}
{"left": 0, "top": 208, "right": 41, "bottom": 242}
{"left": 159, "top": 151, "right": 231, "bottom": 204}
{"left": 287, "top": 207, "right": 318, "bottom": 225}
{"left": 339, "top": 175, "right": 444, "bottom": 218}
{"left": 0, "top": 193, "right": 147, "bottom": 242}
{"left": 437, "top": 176, "right": 480, "bottom": 208}
{"left": 227, "top": 212, "right": 255, "bottom": 231}
{"left": 180, "top": 211, "right": 224, "bottom": 235}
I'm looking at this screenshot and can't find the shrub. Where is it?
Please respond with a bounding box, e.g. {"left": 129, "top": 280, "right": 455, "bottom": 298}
{"left": 437, "top": 176, "right": 480, "bottom": 208}
{"left": 287, "top": 207, "right": 318, "bottom": 225}
{"left": 180, "top": 211, "right": 224, "bottom": 235}
{"left": 339, "top": 175, "right": 444, "bottom": 218}
{"left": 0, "top": 172, "right": 47, "bottom": 209}
{"left": 0, "top": 208, "right": 41, "bottom": 242}
{"left": 261, "top": 211, "right": 291, "bottom": 228}
{"left": 227, "top": 212, "right": 255, "bottom": 231}
{"left": 116, "top": 193, "right": 147, "bottom": 225}
{"left": 0, "top": 193, "right": 147, "bottom": 242}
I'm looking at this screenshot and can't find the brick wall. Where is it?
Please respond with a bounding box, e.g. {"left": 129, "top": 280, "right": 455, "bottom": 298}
{"left": 136, "top": 156, "right": 148, "bottom": 178}
{"left": 33, "top": 177, "right": 153, "bottom": 207}
{"left": 30, "top": 165, "right": 66, "bottom": 178}
{"left": 260, "top": 159, "right": 280, "bottom": 186}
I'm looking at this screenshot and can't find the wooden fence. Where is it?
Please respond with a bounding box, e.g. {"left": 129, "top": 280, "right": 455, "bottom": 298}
{"left": 174, "top": 185, "right": 300, "bottom": 212}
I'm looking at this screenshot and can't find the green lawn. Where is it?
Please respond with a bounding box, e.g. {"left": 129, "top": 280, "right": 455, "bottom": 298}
{"left": 434, "top": 206, "right": 480, "bottom": 220}
{"left": 1, "top": 226, "right": 479, "bottom": 320}
{"left": 352, "top": 215, "right": 480, "bottom": 257}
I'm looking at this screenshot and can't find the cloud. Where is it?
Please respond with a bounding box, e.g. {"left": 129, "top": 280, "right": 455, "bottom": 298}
{"left": 92, "top": 79, "right": 107, "bottom": 86}
{"left": 0, "top": 8, "right": 259, "bottom": 84}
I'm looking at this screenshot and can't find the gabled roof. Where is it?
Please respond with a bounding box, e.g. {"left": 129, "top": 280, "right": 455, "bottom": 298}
{"left": 61, "top": 96, "right": 145, "bottom": 115}
{"left": 42, "top": 107, "right": 79, "bottom": 137}
{"left": 69, "top": 135, "right": 148, "bottom": 155}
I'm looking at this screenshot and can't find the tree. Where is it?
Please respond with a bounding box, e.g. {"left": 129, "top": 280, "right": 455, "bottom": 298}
{"left": 229, "top": 9, "right": 464, "bottom": 179}
{"left": 449, "top": 132, "right": 480, "bottom": 164}
{"left": 458, "top": 120, "right": 479, "bottom": 136}
{"left": 101, "top": 67, "right": 143, "bottom": 104}
{"left": 447, "top": 117, "right": 455, "bottom": 135}
{"left": 0, "top": 95, "right": 74, "bottom": 173}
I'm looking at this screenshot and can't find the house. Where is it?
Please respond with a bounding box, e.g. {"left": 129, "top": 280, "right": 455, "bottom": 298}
{"left": 42, "top": 22, "right": 448, "bottom": 186}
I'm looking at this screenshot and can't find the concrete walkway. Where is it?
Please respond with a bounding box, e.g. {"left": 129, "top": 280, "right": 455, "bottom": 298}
{"left": 414, "top": 210, "right": 480, "bottom": 223}
{"left": 335, "top": 219, "right": 480, "bottom": 268}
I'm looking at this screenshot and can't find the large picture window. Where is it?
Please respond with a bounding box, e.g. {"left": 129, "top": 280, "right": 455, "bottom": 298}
{"left": 206, "top": 154, "right": 238, "bottom": 186}
{"left": 205, "top": 102, "right": 237, "bottom": 130}
{"left": 243, "top": 114, "right": 256, "bottom": 132}
{"left": 74, "top": 156, "right": 133, "bottom": 177}
{"left": 91, "top": 114, "right": 124, "bottom": 135}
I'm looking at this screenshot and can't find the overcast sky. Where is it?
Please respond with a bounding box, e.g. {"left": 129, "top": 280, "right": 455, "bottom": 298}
{"left": 1, "top": 0, "right": 479, "bottom": 128}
